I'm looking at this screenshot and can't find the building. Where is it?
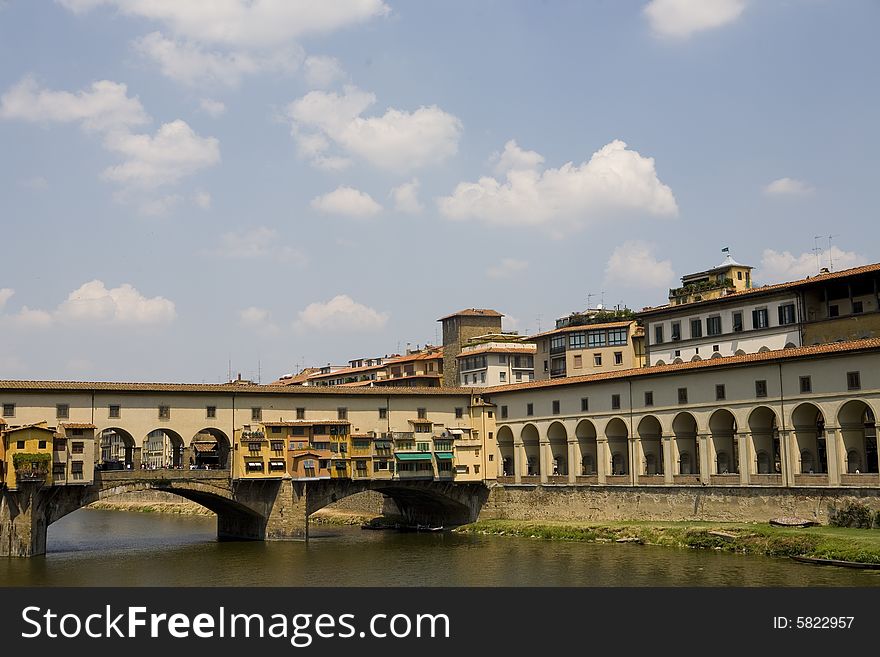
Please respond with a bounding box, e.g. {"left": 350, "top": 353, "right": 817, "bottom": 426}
{"left": 52, "top": 423, "right": 96, "bottom": 486}
{"left": 530, "top": 310, "right": 645, "bottom": 380}
{"left": 376, "top": 348, "right": 444, "bottom": 387}
{"left": 640, "top": 260, "right": 880, "bottom": 366}
{"left": 272, "top": 348, "right": 444, "bottom": 388}
{"left": 457, "top": 336, "right": 535, "bottom": 387}
{"left": 439, "top": 308, "right": 504, "bottom": 387}
{"left": 2, "top": 423, "right": 56, "bottom": 490}
{"left": 0, "top": 418, "right": 6, "bottom": 486}
{"left": 668, "top": 253, "right": 754, "bottom": 306}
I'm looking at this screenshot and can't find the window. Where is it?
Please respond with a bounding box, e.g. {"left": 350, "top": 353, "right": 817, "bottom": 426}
{"left": 378, "top": 407, "right": 387, "bottom": 419}
{"left": 499, "top": 371, "right": 507, "bottom": 382}
{"left": 543, "top": 360, "right": 548, "bottom": 372}
{"left": 853, "top": 300, "right": 864, "bottom": 314}
{"left": 54, "top": 439, "right": 67, "bottom": 451}
{"left": 552, "top": 400, "right": 560, "bottom": 415}
{"left": 678, "top": 388, "right": 688, "bottom": 404}
{"left": 38, "top": 440, "right": 46, "bottom": 449}
{"left": 455, "top": 407, "right": 463, "bottom": 419}
{"left": 654, "top": 325, "right": 664, "bottom": 344}
{"left": 778, "top": 303, "right": 796, "bottom": 325}
{"left": 674, "top": 350, "right": 681, "bottom": 357}
{"left": 71, "top": 442, "right": 84, "bottom": 454}
{"left": 17, "top": 441, "right": 24, "bottom": 449}
{"left": 573, "top": 354, "right": 583, "bottom": 369}
{"left": 499, "top": 354, "right": 507, "bottom": 364}
{"left": 248, "top": 442, "right": 262, "bottom": 453}
{"left": 108, "top": 404, "right": 120, "bottom": 419}
{"left": 480, "top": 372, "right": 486, "bottom": 383}
{"left": 569, "top": 332, "right": 586, "bottom": 349}
{"left": 56, "top": 404, "right": 69, "bottom": 419}
{"left": 593, "top": 353, "right": 602, "bottom": 366}
{"left": 712, "top": 345, "right": 720, "bottom": 353}
{"left": 671, "top": 321, "right": 681, "bottom": 341}
{"left": 2, "top": 403, "right": 14, "bottom": 417}
{"left": 417, "top": 407, "right": 427, "bottom": 419}
{"left": 752, "top": 308, "right": 769, "bottom": 329}
{"left": 644, "top": 391, "right": 653, "bottom": 406}
{"left": 716, "top": 384, "right": 726, "bottom": 401}
{"left": 614, "top": 351, "right": 623, "bottom": 365}
{"left": 847, "top": 371, "right": 861, "bottom": 391}
{"left": 501, "top": 405, "right": 508, "bottom": 419}
{"left": 829, "top": 304, "right": 839, "bottom": 318}
{"left": 206, "top": 405, "right": 216, "bottom": 419}
{"left": 755, "top": 380, "right": 768, "bottom": 398}
{"left": 292, "top": 426, "right": 305, "bottom": 436}
{"left": 690, "top": 319, "right": 703, "bottom": 338}
{"left": 158, "top": 405, "right": 170, "bottom": 420}
{"left": 71, "top": 461, "right": 83, "bottom": 478}
{"left": 53, "top": 463, "right": 66, "bottom": 477}
{"left": 526, "top": 403, "right": 534, "bottom": 416}
{"left": 587, "top": 330, "right": 606, "bottom": 347}
{"left": 296, "top": 407, "right": 305, "bottom": 420}
{"left": 611, "top": 394, "right": 621, "bottom": 410}
{"left": 271, "top": 441, "right": 284, "bottom": 452}
{"left": 732, "top": 312, "right": 743, "bottom": 332}
{"left": 799, "top": 376, "right": 812, "bottom": 394}
{"left": 707, "top": 316, "right": 722, "bottom": 336}
{"left": 581, "top": 397, "right": 589, "bottom": 412}
{"left": 550, "top": 335, "right": 566, "bottom": 351}
{"left": 337, "top": 407, "right": 348, "bottom": 420}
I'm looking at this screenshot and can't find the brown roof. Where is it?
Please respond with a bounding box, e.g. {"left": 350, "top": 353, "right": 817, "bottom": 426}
{"left": 261, "top": 420, "right": 350, "bottom": 427}
{"left": 437, "top": 308, "right": 504, "bottom": 321}
{"left": 271, "top": 367, "right": 321, "bottom": 386}
{"left": 59, "top": 422, "right": 97, "bottom": 429}
{"left": 384, "top": 349, "right": 443, "bottom": 364}
{"left": 484, "top": 338, "right": 880, "bottom": 394}
{"left": 408, "top": 418, "right": 434, "bottom": 424}
{"left": 0, "top": 380, "right": 471, "bottom": 396}
{"left": 2, "top": 422, "right": 56, "bottom": 435}
{"left": 527, "top": 320, "right": 636, "bottom": 340}
{"left": 457, "top": 344, "right": 536, "bottom": 357}
{"left": 639, "top": 261, "right": 880, "bottom": 317}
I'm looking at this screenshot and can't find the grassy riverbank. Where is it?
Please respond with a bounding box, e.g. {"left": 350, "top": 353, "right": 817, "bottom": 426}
{"left": 456, "top": 519, "right": 880, "bottom": 564}
{"left": 87, "top": 500, "right": 214, "bottom": 516}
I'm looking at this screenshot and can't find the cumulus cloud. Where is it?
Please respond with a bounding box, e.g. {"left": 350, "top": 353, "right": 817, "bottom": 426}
{"left": 11, "top": 307, "right": 54, "bottom": 329}
{"left": 0, "top": 288, "right": 13, "bottom": 310}
{"left": 56, "top": 280, "right": 176, "bottom": 326}
{"left": 310, "top": 186, "right": 382, "bottom": 218}
{"left": 604, "top": 241, "right": 676, "bottom": 288}
{"left": 763, "top": 177, "right": 815, "bottom": 196}
{"left": 487, "top": 258, "right": 529, "bottom": 280}
{"left": 492, "top": 140, "right": 544, "bottom": 175}
{"left": 199, "top": 98, "right": 226, "bottom": 117}
{"left": 134, "top": 32, "right": 303, "bottom": 87}
{"left": 391, "top": 179, "right": 423, "bottom": 213}
{"left": 287, "top": 85, "right": 462, "bottom": 172}
{"left": 644, "top": 0, "right": 747, "bottom": 39}
{"left": 101, "top": 119, "right": 220, "bottom": 189}
{"left": 438, "top": 139, "right": 678, "bottom": 234}
{"left": 294, "top": 295, "right": 388, "bottom": 332}
{"left": 239, "top": 306, "right": 280, "bottom": 337}
{"left": 206, "top": 227, "right": 306, "bottom": 264}
{"left": 0, "top": 76, "right": 149, "bottom": 132}
{"left": 759, "top": 247, "right": 868, "bottom": 283}
{"left": 303, "top": 55, "right": 347, "bottom": 88}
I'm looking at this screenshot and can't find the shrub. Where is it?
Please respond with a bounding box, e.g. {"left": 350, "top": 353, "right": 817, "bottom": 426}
{"left": 829, "top": 501, "right": 874, "bottom": 529}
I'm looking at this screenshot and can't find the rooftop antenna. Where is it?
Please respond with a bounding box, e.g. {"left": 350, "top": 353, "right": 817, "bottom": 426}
{"left": 813, "top": 236, "right": 823, "bottom": 273}
{"left": 227, "top": 356, "right": 232, "bottom": 383}
{"left": 536, "top": 314, "right": 542, "bottom": 333}
{"left": 586, "top": 293, "right": 595, "bottom": 309}
{"left": 828, "top": 234, "right": 840, "bottom": 271}
{"left": 257, "top": 358, "right": 261, "bottom": 384}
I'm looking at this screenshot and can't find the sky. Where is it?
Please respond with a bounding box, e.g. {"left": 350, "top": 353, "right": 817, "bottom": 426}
{"left": 1, "top": 0, "right": 878, "bottom": 383}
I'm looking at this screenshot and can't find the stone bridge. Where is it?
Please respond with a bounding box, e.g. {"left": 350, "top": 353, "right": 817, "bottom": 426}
{"left": 0, "top": 470, "right": 489, "bottom": 557}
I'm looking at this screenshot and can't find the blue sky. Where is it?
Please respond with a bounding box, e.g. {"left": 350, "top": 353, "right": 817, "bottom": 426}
{"left": 1, "top": 0, "right": 878, "bottom": 382}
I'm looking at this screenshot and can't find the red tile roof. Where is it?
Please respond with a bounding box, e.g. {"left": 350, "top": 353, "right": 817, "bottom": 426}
{"left": 528, "top": 320, "right": 636, "bottom": 339}
{"left": 437, "top": 308, "right": 504, "bottom": 321}
{"left": 60, "top": 422, "right": 97, "bottom": 429}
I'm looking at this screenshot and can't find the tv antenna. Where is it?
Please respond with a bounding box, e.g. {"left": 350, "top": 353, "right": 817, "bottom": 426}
{"left": 812, "top": 236, "right": 823, "bottom": 273}
{"left": 827, "top": 234, "right": 840, "bottom": 271}
{"left": 536, "top": 314, "right": 543, "bottom": 333}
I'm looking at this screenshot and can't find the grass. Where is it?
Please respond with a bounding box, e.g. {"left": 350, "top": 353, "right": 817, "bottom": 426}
{"left": 455, "top": 519, "right": 880, "bottom": 564}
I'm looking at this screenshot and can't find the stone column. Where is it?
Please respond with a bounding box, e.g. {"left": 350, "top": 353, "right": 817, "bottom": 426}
{"left": 132, "top": 446, "right": 142, "bottom": 470}
{"left": 737, "top": 432, "right": 751, "bottom": 485}
{"left": 539, "top": 440, "right": 550, "bottom": 484}
{"left": 779, "top": 430, "right": 795, "bottom": 486}
{"left": 0, "top": 487, "right": 48, "bottom": 557}
{"left": 513, "top": 439, "right": 524, "bottom": 484}
{"left": 182, "top": 446, "right": 193, "bottom": 470}
{"left": 596, "top": 438, "right": 608, "bottom": 484}
{"left": 824, "top": 426, "right": 841, "bottom": 486}
{"left": 631, "top": 437, "right": 641, "bottom": 485}
{"left": 698, "top": 433, "right": 711, "bottom": 484}
{"left": 662, "top": 434, "right": 674, "bottom": 485}
{"left": 567, "top": 440, "right": 577, "bottom": 483}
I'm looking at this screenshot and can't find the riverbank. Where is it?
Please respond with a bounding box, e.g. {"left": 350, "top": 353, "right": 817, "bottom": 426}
{"left": 456, "top": 519, "right": 880, "bottom": 564}
{"left": 87, "top": 500, "right": 213, "bottom": 516}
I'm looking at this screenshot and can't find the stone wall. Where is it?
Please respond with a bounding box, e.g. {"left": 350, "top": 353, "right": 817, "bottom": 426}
{"left": 480, "top": 484, "right": 880, "bottom": 524}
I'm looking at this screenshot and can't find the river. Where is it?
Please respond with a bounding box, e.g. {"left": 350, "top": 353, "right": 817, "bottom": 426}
{"left": 2, "top": 509, "right": 879, "bottom": 586}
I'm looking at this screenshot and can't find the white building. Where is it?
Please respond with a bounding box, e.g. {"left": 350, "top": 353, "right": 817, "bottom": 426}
{"left": 457, "top": 342, "right": 536, "bottom": 387}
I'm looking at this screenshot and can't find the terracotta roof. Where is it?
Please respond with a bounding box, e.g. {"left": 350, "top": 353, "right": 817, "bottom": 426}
{"left": 271, "top": 367, "right": 321, "bottom": 386}
{"left": 484, "top": 338, "right": 880, "bottom": 394}
{"left": 385, "top": 349, "right": 443, "bottom": 364}
{"left": 306, "top": 362, "right": 387, "bottom": 380}
{"left": 408, "top": 418, "right": 434, "bottom": 424}
{"left": 437, "top": 308, "right": 504, "bottom": 321}
{"left": 2, "top": 422, "right": 56, "bottom": 435}
{"left": 0, "top": 380, "right": 471, "bottom": 396}
{"left": 639, "top": 261, "right": 880, "bottom": 317}
{"left": 457, "top": 344, "right": 536, "bottom": 357}
{"left": 261, "top": 420, "right": 350, "bottom": 427}
{"left": 59, "top": 422, "right": 97, "bottom": 429}
{"left": 527, "top": 320, "right": 636, "bottom": 340}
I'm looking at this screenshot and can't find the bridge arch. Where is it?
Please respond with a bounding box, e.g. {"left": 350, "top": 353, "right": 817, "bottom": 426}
{"left": 98, "top": 427, "right": 137, "bottom": 469}
{"left": 191, "top": 427, "right": 231, "bottom": 469}
{"left": 143, "top": 427, "right": 186, "bottom": 469}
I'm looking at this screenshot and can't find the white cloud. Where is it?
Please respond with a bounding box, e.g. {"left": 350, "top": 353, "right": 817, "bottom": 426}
{"left": 58, "top": 0, "right": 390, "bottom": 48}
{"left": 239, "top": 306, "right": 280, "bottom": 337}
{"left": 134, "top": 32, "right": 302, "bottom": 87}
{"left": 492, "top": 139, "right": 544, "bottom": 175}
{"left": 487, "top": 258, "right": 529, "bottom": 280}
{"left": 391, "top": 179, "right": 423, "bottom": 213}
{"left": 644, "top": 0, "right": 746, "bottom": 39}
{"left": 303, "top": 55, "right": 347, "bottom": 88}
{"left": 193, "top": 191, "right": 212, "bottom": 209}
{"left": 287, "top": 85, "right": 462, "bottom": 172}
{"left": 56, "top": 280, "right": 176, "bottom": 326}
{"left": 438, "top": 140, "right": 678, "bottom": 234}
{"left": 199, "top": 98, "right": 227, "bottom": 117}
{"left": 604, "top": 241, "right": 676, "bottom": 288}
{"left": 310, "top": 186, "right": 382, "bottom": 218}
{"left": 137, "top": 193, "right": 182, "bottom": 216}
{"left": 294, "top": 294, "right": 388, "bottom": 332}
{"left": 17, "top": 176, "right": 49, "bottom": 190}
{"left": 102, "top": 119, "right": 220, "bottom": 189}
{"left": 11, "top": 308, "right": 54, "bottom": 329}
{"left": 759, "top": 247, "right": 868, "bottom": 283}
{"left": 0, "top": 76, "right": 149, "bottom": 132}
{"left": 763, "top": 177, "right": 815, "bottom": 196}
{"left": 206, "top": 227, "right": 306, "bottom": 264}
{"left": 0, "top": 288, "right": 13, "bottom": 310}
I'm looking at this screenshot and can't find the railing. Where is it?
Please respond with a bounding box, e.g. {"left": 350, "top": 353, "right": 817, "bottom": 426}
{"left": 549, "top": 345, "right": 566, "bottom": 355}
{"left": 549, "top": 368, "right": 567, "bottom": 378}
{"left": 710, "top": 474, "right": 741, "bottom": 485}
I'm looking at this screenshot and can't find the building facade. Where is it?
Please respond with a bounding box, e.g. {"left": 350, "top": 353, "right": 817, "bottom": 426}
{"left": 457, "top": 341, "right": 535, "bottom": 387}
{"left": 439, "top": 308, "right": 504, "bottom": 388}
{"left": 531, "top": 318, "right": 645, "bottom": 380}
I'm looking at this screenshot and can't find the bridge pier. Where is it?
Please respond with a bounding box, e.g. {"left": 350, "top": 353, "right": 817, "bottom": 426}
{"left": 226, "top": 478, "right": 309, "bottom": 542}
{"left": 1, "top": 486, "right": 48, "bottom": 557}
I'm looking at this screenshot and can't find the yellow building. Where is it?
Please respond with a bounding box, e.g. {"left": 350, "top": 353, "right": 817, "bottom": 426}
{"left": 531, "top": 319, "right": 645, "bottom": 380}
{"left": 53, "top": 423, "right": 96, "bottom": 486}
{"left": 234, "top": 424, "right": 286, "bottom": 479}
{"left": 0, "top": 417, "right": 6, "bottom": 486}
{"left": 668, "top": 253, "right": 753, "bottom": 306}
{"left": 2, "top": 423, "right": 55, "bottom": 490}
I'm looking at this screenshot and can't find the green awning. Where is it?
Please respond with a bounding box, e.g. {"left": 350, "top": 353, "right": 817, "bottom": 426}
{"left": 395, "top": 452, "right": 433, "bottom": 461}
{"left": 434, "top": 452, "right": 454, "bottom": 460}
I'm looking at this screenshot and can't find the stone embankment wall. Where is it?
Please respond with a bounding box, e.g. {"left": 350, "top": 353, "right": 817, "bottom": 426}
{"left": 480, "top": 484, "right": 880, "bottom": 524}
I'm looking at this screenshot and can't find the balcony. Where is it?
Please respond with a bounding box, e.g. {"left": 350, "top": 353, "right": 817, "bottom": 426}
{"left": 549, "top": 368, "right": 567, "bottom": 378}
{"left": 549, "top": 345, "right": 566, "bottom": 355}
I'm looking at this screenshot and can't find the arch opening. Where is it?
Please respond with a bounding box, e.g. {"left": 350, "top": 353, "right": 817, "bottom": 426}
{"left": 605, "top": 418, "right": 629, "bottom": 476}
{"left": 98, "top": 428, "right": 137, "bottom": 470}
{"left": 709, "top": 409, "right": 738, "bottom": 475}
{"left": 191, "top": 428, "right": 231, "bottom": 470}
{"left": 637, "top": 415, "right": 663, "bottom": 476}
{"left": 520, "top": 424, "right": 540, "bottom": 477}
{"left": 496, "top": 426, "right": 515, "bottom": 477}
{"left": 672, "top": 412, "right": 699, "bottom": 475}
{"left": 547, "top": 421, "right": 568, "bottom": 476}
{"left": 143, "top": 428, "right": 186, "bottom": 469}
{"left": 791, "top": 403, "right": 827, "bottom": 474}
{"left": 837, "top": 400, "right": 878, "bottom": 474}
{"left": 748, "top": 406, "right": 781, "bottom": 474}
{"left": 576, "top": 419, "right": 598, "bottom": 476}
